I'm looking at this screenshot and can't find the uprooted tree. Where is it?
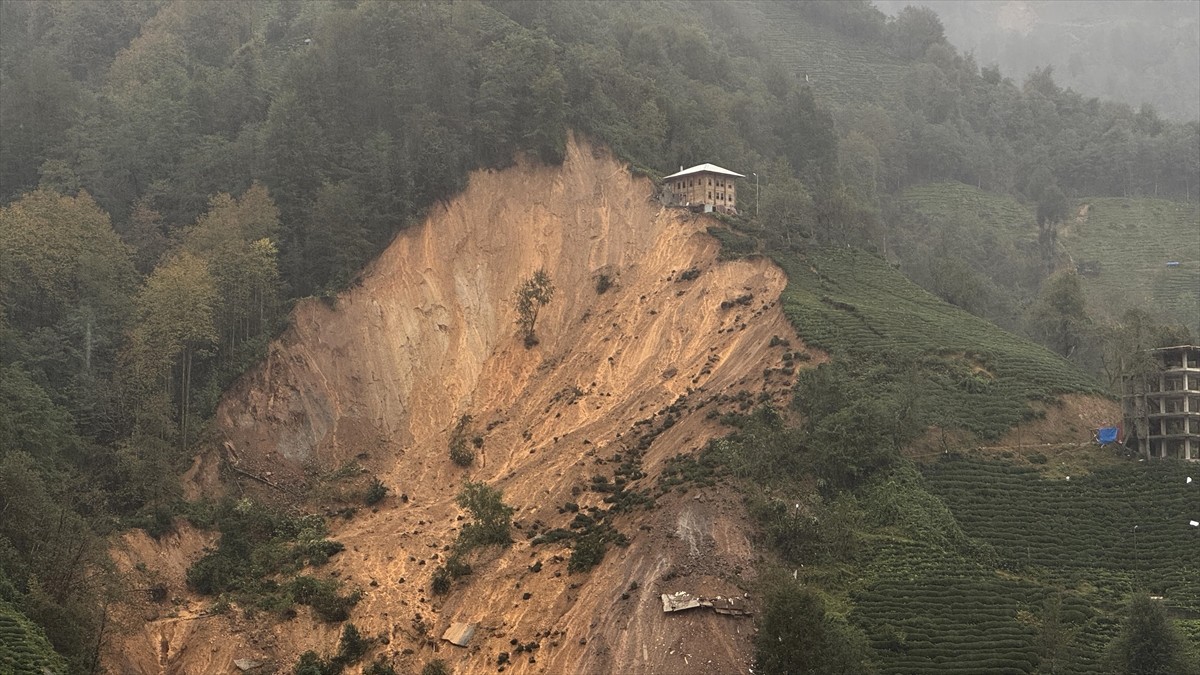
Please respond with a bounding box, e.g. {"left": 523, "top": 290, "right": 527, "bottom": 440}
{"left": 515, "top": 268, "right": 555, "bottom": 347}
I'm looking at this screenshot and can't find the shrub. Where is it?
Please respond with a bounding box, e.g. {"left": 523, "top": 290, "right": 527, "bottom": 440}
{"left": 449, "top": 437, "right": 474, "bottom": 467}
{"left": 421, "top": 661, "right": 450, "bottom": 675}
{"left": 595, "top": 273, "right": 615, "bottom": 294}
{"left": 364, "top": 659, "right": 399, "bottom": 675}
{"left": 455, "top": 481, "right": 514, "bottom": 549}
{"left": 288, "top": 576, "right": 361, "bottom": 622}
{"left": 430, "top": 567, "right": 452, "bottom": 595}
{"left": 449, "top": 414, "right": 475, "bottom": 467}
{"left": 364, "top": 478, "right": 388, "bottom": 505}
{"left": 568, "top": 530, "right": 608, "bottom": 572}
{"left": 293, "top": 651, "right": 339, "bottom": 675}
{"left": 754, "top": 579, "right": 871, "bottom": 675}
{"left": 335, "top": 622, "right": 371, "bottom": 665}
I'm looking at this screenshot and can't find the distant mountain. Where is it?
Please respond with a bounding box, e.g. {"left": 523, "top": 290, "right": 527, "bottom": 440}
{"left": 875, "top": 0, "right": 1200, "bottom": 121}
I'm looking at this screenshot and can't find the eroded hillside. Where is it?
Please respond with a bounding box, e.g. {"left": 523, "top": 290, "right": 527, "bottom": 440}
{"left": 107, "top": 138, "right": 812, "bottom": 674}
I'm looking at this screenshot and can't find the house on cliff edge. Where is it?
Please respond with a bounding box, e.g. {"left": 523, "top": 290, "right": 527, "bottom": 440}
{"left": 664, "top": 163, "right": 744, "bottom": 215}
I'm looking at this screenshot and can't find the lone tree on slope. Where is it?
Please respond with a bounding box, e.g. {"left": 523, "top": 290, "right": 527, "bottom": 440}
{"left": 515, "top": 268, "right": 554, "bottom": 348}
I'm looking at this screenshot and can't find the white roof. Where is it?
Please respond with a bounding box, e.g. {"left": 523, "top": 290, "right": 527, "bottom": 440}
{"left": 663, "top": 163, "right": 745, "bottom": 180}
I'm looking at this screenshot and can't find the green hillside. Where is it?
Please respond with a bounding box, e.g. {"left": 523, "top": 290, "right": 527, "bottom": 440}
{"left": 841, "top": 458, "right": 1200, "bottom": 675}
{"left": 0, "top": 601, "right": 67, "bottom": 674}
{"left": 775, "top": 246, "right": 1102, "bottom": 439}
{"left": 749, "top": 245, "right": 1197, "bottom": 673}
{"left": 746, "top": 3, "right": 908, "bottom": 108}
{"left": 1064, "top": 198, "right": 1200, "bottom": 334}
{"left": 897, "top": 182, "right": 1031, "bottom": 231}
{"left": 894, "top": 182, "right": 1200, "bottom": 334}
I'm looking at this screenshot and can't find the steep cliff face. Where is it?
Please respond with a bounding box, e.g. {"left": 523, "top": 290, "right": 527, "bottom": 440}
{"left": 110, "top": 139, "right": 814, "bottom": 674}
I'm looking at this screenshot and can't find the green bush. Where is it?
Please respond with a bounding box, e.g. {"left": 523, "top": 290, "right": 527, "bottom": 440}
{"left": 455, "top": 482, "right": 514, "bottom": 550}
{"left": 449, "top": 415, "right": 475, "bottom": 467}
{"left": 184, "top": 499, "right": 347, "bottom": 617}
{"left": 294, "top": 651, "right": 338, "bottom": 675}
{"left": 364, "top": 659, "right": 399, "bottom": 675}
{"left": 364, "top": 478, "right": 388, "bottom": 505}
{"left": 568, "top": 530, "right": 608, "bottom": 573}
{"left": 288, "top": 576, "right": 361, "bottom": 623}
{"left": 430, "top": 567, "right": 452, "bottom": 596}
{"left": 755, "top": 579, "right": 873, "bottom": 675}
{"left": 595, "top": 273, "right": 615, "bottom": 294}
{"left": 421, "top": 660, "right": 450, "bottom": 675}
{"left": 335, "top": 622, "right": 371, "bottom": 665}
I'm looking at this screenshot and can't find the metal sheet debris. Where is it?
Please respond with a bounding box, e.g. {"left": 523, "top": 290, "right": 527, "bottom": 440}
{"left": 662, "top": 591, "right": 704, "bottom": 612}
{"left": 442, "top": 622, "right": 477, "bottom": 647}
{"left": 234, "top": 659, "right": 263, "bottom": 672}
{"left": 661, "top": 591, "right": 751, "bottom": 616}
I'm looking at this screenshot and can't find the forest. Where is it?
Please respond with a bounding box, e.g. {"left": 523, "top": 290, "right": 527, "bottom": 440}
{"left": 1, "top": 1, "right": 1197, "bottom": 672}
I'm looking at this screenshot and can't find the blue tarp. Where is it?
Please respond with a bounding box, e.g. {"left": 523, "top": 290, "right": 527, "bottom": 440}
{"left": 1097, "top": 427, "right": 1119, "bottom": 444}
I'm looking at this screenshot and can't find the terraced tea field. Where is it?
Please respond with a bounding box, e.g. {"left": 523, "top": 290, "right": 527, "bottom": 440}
{"left": 1062, "top": 198, "right": 1200, "bottom": 333}
{"left": 853, "top": 573, "right": 1043, "bottom": 675}
{"left": 745, "top": 3, "right": 909, "bottom": 109}
{"left": 844, "top": 458, "right": 1199, "bottom": 674}
{"left": 887, "top": 458, "right": 1200, "bottom": 674}
{"left": 923, "top": 459, "right": 1200, "bottom": 610}
{"left": 775, "top": 247, "right": 1103, "bottom": 438}
{"left": 0, "top": 601, "right": 67, "bottom": 673}
{"left": 898, "top": 182, "right": 1033, "bottom": 235}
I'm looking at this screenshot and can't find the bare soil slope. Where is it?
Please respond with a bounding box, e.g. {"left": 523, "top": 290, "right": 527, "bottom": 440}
{"left": 108, "top": 138, "right": 812, "bottom": 674}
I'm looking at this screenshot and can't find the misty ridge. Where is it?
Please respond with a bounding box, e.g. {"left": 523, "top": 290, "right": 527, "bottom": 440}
{"left": 876, "top": 0, "right": 1200, "bottom": 121}
{"left": 1, "top": 1, "right": 1198, "bottom": 674}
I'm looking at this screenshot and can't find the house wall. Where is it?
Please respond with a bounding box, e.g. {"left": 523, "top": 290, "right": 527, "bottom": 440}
{"left": 670, "top": 172, "right": 737, "bottom": 210}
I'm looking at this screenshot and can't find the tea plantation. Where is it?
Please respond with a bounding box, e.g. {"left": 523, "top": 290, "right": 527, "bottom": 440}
{"left": 0, "top": 600, "right": 67, "bottom": 674}
{"left": 888, "top": 457, "right": 1200, "bottom": 674}
{"left": 747, "top": 2, "right": 909, "bottom": 109}
{"left": 898, "top": 182, "right": 1033, "bottom": 233}
{"left": 1062, "top": 198, "right": 1200, "bottom": 333}
{"left": 834, "top": 457, "right": 1200, "bottom": 674}
{"left": 924, "top": 459, "right": 1200, "bottom": 609}
{"left": 774, "top": 247, "right": 1103, "bottom": 439}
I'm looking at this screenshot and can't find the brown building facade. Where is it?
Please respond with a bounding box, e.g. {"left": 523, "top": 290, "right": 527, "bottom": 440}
{"left": 664, "top": 163, "right": 744, "bottom": 215}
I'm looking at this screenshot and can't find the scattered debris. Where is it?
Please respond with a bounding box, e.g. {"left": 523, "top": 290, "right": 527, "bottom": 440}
{"left": 234, "top": 659, "right": 264, "bottom": 672}
{"left": 442, "top": 622, "right": 477, "bottom": 647}
{"left": 660, "top": 591, "right": 751, "bottom": 616}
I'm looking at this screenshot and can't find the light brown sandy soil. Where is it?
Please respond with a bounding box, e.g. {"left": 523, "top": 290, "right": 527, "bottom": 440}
{"left": 105, "top": 138, "right": 813, "bottom": 674}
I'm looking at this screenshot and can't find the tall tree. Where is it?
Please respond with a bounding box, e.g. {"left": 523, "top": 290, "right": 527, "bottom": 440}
{"left": 180, "top": 183, "right": 281, "bottom": 354}
{"left": 122, "top": 252, "right": 218, "bottom": 449}
{"left": 1106, "top": 594, "right": 1197, "bottom": 675}
{"left": 1029, "top": 271, "right": 1091, "bottom": 359}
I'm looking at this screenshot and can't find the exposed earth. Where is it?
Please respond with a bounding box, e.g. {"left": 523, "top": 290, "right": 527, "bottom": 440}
{"left": 106, "top": 138, "right": 814, "bottom": 674}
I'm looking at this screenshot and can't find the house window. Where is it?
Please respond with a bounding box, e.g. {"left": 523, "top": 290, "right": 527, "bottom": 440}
{"left": 708, "top": 192, "right": 712, "bottom": 200}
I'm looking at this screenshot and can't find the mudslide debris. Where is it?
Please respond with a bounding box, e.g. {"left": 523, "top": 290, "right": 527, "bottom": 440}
{"left": 661, "top": 591, "right": 751, "bottom": 616}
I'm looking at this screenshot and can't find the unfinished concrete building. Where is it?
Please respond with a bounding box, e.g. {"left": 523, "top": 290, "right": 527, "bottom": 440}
{"left": 1124, "top": 345, "right": 1200, "bottom": 460}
